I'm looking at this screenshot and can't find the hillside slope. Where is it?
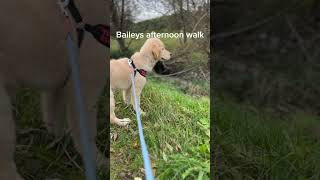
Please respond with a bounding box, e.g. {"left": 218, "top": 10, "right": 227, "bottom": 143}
{"left": 110, "top": 78, "right": 210, "bottom": 179}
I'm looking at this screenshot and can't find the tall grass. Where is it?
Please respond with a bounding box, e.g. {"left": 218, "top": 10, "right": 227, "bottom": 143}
{"left": 214, "top": 98, "right": 320, "bottom": 179}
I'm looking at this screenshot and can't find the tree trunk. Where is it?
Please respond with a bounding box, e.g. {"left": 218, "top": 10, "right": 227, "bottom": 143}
{"left": 179, "top": 0, "right": 187, "bottom": 44}
{"left": 187, "top": 0, "right": 190, "bottom": 11}
{"left": 111, "top": 0, "right": 128, "bottom": 53}
{"left": 120, "top": 0, "right": 125, "bottom": 32}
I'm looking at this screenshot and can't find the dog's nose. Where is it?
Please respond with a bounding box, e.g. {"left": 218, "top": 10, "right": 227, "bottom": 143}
{"left": 170, "top": 53, "right": 172, "bottom": 56}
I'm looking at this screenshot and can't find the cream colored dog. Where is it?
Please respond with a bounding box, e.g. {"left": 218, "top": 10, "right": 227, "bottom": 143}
{"left": 0, "top": 1, "right": 108, "bottom": 179}
{"left": 110, "top": 38, "right": 171, "bottom": 126}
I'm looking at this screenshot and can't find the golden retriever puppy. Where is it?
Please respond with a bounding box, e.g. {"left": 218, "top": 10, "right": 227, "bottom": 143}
{"left": 110, "top": 38, "right": 171, "bottom": 126}
{"left": 0, "top": 1, "right": 108, "bottom": 179}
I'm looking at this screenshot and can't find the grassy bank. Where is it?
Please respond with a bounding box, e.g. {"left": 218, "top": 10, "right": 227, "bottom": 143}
{"left": 111, "top": 78, "right": 210, "bottom": 179}
{"left": 214, "top": 98, "right": 320, "bottom": 179}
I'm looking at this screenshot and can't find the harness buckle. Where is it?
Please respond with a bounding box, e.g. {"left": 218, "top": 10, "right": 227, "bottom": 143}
{"left": 128, "top": 59, "right": 134, "bottom": 69}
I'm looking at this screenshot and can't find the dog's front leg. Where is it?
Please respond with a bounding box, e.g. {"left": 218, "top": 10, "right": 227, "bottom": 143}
{"left": 41, "top": 88, "right": 65, "bottom": 137}
{"left": 0, "top": 85, "right": 24, "bottom": 180}
{"left": 110, "top": 88, "right": 131, "bottom": 126}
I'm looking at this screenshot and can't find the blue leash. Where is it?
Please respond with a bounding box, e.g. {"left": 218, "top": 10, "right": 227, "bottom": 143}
{"left": 66, "top": 21, "right": 153, "bottom": 179}
{"left": 66, "top": 33, "right": 97, "bottom": 180}
{"left": 129, "top": 70, "right": 154, "bottom": 180}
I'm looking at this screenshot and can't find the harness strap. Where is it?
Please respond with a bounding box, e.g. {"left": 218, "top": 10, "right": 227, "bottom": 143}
{"left": 66, "top": 0, "right": 83, "bottom": 23}
{"left": 128, "top": 59, "right": 148, "bottom": 77}
{"left": 61, "top": 0, "right": 110, "bottom": 48}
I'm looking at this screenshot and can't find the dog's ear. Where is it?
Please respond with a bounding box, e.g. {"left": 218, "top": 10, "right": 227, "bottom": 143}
{"left": 152, "top": 43, "right": 161, "bottom": 60}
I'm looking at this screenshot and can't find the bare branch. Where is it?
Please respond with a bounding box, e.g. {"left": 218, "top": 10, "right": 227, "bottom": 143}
{"left": 285, "top": 15, "right": 313, "bottom": 63}
{"left": 152, "top": 66, "right": 199, "bottom": 77}
{"left": 213, "top": 13, "right": 281, "bottom": 39}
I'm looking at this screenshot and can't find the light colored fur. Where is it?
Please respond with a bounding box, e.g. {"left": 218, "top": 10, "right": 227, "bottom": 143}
{"left": 110, "top": 38, "right": 171, "bottom": 126}
{"left": 0, "top": 1, "right": 109, "bottom": 179}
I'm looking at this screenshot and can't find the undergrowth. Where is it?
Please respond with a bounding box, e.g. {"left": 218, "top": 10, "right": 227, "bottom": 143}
{"left": 213, "top": 97, "right": 320, "bottom": 179}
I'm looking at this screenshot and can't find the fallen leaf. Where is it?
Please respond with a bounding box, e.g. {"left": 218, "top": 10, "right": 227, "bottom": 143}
{"left": 133, "top": 142, "right": 139, "bottom": 149}
{"left": 140, "top": 168, "right": 145, "bottom": 174}
{"left": 175, "top": 144, "right": 182, "bottom": 152}
{"left": 110, "top": 132, "right": 118, "bottom": 141}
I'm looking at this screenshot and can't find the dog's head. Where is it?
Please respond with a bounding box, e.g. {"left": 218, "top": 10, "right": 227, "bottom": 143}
{"left": 140, "top": 38, "right": 171, "bottom": 61}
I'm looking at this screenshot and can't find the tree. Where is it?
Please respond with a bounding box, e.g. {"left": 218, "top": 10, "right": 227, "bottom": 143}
{"left": 111, "top": 0, "right": 137, "bottom": 53}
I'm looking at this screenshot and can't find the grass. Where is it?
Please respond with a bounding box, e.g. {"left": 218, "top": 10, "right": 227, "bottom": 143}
{"left": 111, "top": 78, "right": 210, "bottom": 179}
{"left": 12, "top": 78, "right": 210, "bottom": 179}
{"left": 214, "top": 97, "right": 320, "bottom": 179}
{"left": 14, "top": 89, "right": 88, "bottom": 180}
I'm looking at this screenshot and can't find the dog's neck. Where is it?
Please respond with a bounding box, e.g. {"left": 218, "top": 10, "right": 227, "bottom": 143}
{"left": 132, "top": 53, "right": 158, "bottom": 72}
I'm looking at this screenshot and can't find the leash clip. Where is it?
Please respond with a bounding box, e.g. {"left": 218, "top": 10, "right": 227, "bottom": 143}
{"left": 58, "top": 0, "right": 70, "bottom": 17}
{"left": 128, "top": 58, "right": 137, "bottom": 75}
{"left": 128, "top": 59, "right": 135, "bottom": 69}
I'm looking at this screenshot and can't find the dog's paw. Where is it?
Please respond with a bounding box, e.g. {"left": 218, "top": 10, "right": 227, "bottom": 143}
{"left": 117, "top": 118, "right": 131, "bottom": 126}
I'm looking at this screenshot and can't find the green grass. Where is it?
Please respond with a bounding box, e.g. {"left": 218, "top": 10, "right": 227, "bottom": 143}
{"left": 12, "top": 79, "right": 210, "bottom": 179}
{"left": 214, "top": 98, "right": 320, "bottom": 179}
{"left": 111, "top": 79, "right": 210, "bottom": 179}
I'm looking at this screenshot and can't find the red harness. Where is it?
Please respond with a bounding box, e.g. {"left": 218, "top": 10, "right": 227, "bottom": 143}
{"left": 59, "top": 0, "right": 110, "bottom": 48}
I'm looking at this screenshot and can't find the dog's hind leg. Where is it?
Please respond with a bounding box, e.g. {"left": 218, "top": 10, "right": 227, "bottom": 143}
{"left": 0, "top": 84, "right": 24, "bottom": 180}
{"left": 110, "top": 88, "right": 131, "bottom": 126}
{"left": 41, "top": 88, "right": 65, "bottom": 137}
